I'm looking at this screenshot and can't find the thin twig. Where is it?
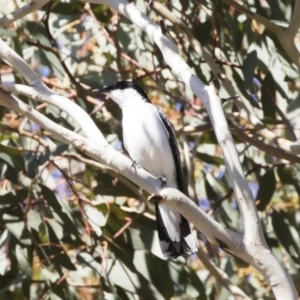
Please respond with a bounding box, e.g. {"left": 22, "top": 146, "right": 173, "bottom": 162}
{"left": 231, "top": 122, "right": 300, "bottom": 163}
{"left": 62, "top": 152, "right": 150, "bottom": 210}
{"left": 197, "top": 247, "right": 251, "bottom": 300}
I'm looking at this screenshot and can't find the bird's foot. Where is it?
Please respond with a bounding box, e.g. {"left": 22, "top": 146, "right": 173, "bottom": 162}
{"left": 148, "top": 193, "right": 164, "bottom": 204}
{"left": 157, "top": 176, "right": 167, "bottom": 190}
{"left": 130, "top": 158, "right": 139, "bottom": 170}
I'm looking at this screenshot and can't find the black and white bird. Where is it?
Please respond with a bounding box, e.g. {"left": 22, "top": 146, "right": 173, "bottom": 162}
{"left": 93, "top": 81, "right": 197, "bottom": 259}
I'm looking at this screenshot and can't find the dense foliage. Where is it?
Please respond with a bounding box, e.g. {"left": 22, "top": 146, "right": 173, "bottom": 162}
{"left": 0, "top": 0, "right": 299, "bottom": 299}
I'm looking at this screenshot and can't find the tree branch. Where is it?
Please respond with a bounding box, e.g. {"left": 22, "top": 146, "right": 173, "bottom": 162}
{"left": 178, "top": 121, "right": 300, "bottom": 163}
{"left": 87, "top": 0, "right": 262, "bottom": 242}
{"left": 0, "top": 0, "right": 297, "bottom": 296}
{"left": 152, "top": 1, "right": 300, "bottom": 156}
{"left": 221, "top": 0, "right": 300, "bottom": 67}
{"left": 197, "top": 248, "right": 251, "bottom": 300}
{"left": 0, "top": 89, "right": 240, "bottom": 253}
{"left": 0, "top": 0, "right": 50, "bottom": 28}
{"left": 77, "top": 0, "right": 297, "bottom": 298}
{"left": 0, "top": 39, "right": 105, "bottom": 144}
{"left": 222, "top": 0, "right": 282, "bottom": 34}
{"left": 62, "top": 152, "right": 150, "bottom": 209}
{"left": 230, "top": 123, "right": 300, "bottom": 163}
{"left": 287, "top": 0, "right": 300, "bottom": 37}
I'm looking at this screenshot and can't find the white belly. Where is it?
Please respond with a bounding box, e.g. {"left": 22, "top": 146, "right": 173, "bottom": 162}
{"left": 122, "top": 103, "right": 178, "bottom": 188}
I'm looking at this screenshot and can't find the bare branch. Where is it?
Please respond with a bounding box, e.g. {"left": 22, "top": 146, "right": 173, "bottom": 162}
{"left": 222, "top": 0, "right": 282, "bottom": 34}
{"left": 158, "top": 187, "right": 296, "bottom": 299}
{"left": 152, "top": 1, "right": 300, "bottom": 155}
{"left": 0, "top": 0, "right": 50, "bottom": 28}
{"left": 197, "top": 248, "right": 251, "bottom": 300}
{"left": 0, "top": 90, "right": 240, "bottom": 253}
{"left": 62, "top": 152, "right": 150, "bottom": 209}
{"left": 0, "top": 39, "right": 105, "bottom": 144}
{"left": 287, "top": 0, "right": 300, "bottom": 37}
{"left": 230, "top": 123, "right": 300, "bottom": 163}
{"left": 221, "top": 0, "right": 300, "bottom": 67}
{"left": 78, "top": 0, "right": 297, "bottom": 298}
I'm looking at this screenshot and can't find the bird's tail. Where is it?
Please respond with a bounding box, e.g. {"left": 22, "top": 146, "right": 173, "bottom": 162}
{"left": 155, "top": 202, "right": 198, "bottom": 259}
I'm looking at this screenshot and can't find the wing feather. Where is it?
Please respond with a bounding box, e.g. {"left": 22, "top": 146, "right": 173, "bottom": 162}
{"left": 156, "top": 109, "right": 197, "bottom": 258}
{"left": 157, "top": 109, "right": 185, "bottom": 193}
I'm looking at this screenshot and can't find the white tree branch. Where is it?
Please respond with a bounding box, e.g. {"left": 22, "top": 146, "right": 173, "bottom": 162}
{"left": 0, "top": 0, "right": 297, "bottom": 297}
{"left": 0, "top": 88, "right": 255, "bottom": 298}
{"left": 153, "top": 1, "right": 300, "bottom": 155}
{"left": 82, "top": 0, "right": 261, "bottom": 244}
{"left": 77, "top": 0, "right": 296, "bottom": 298}
{"left": 0, "top": 39, "right": 105, "bottom": 145}
{"left": 0, "top": 89, "right": 240, "bottom": 249}
{"left": 0, "top": 0, "right": 50, "bottom": 28}
{"left": 197, "top": 248, "right": 251, "bottom": 300}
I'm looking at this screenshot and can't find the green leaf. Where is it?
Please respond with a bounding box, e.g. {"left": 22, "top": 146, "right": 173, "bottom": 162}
{"left": 37, "top": 148, "right": 51, "bottom": 166}
{"left": 272, "top": 209, "right": 300, "bottom": 264}
{"left": 0, "top": 190, "right": 27, "bottom": 209}
{"left": 40, "top": 0, "right": 82, "bottom": 15}
{"left": 25, "top": 152, "right": 38, "bottom": 178}
{"left": 243, "top": 50, "right": 257, "bottom": 90}
{"left": 277, "top": 165, "right": 300, "bottom": 197}
{"left": 261, "top": 73, "right": 276, "bottom": 119}
{"left": 0, "top": 273, "right": 26, "bottom": 295}
{"left": 0, "top": 144, "right": 25, "bottom": 171}
{"left": 77, "top": 252, "right": 102, "bottom": 276}
{"left": 106, "top": 258, "right": 141, "bottom": 294}
{"left": 39, "top": 184, "right": 79, "bottom": 235}
{"left": 42, "top": 221, "right": 76, "bottom": 270}
{"left": 2, "top": 209, "right": 32, "bottom": 246}
{"left": 39, "top": 184, "right": 82, "bottom": 247}
{"left": 0, "top": 29, "right": 17, "bottom": 37}
{"left": 94, "top": 170, "right": 138, "bottom": 197}
{"left": 204, "top": 178, "right": 218, "bottom": 200}
{"left": 83, "top": 204, "right": 107, "bottom": 236}
{"left": 27, "top": 210, "right": 42, "bottom": 232}
{"left": 256, "top": 170, "right": 276, "bottom": 211}
{"left": 133, "top": 250, "right": 172, "bottom": 299}
{"left": 51, "top": 144, "right": 69, "bottom": 157}
{"left": 196, "top": 152, "right": 224, "bottom": 165}
{"left": 194, "top": 20, "right": 212, "bottom": 46}
{"left": 15, "top": 245, "right": 32, "bottom": 277}
{"left": 129, "top": 227, "right": 156, "bottom": 251}
{"left": 26, "top": 21, "right": 65, "bottom": 79}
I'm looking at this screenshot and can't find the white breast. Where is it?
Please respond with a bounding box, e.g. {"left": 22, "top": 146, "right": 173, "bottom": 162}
{"left": 122, "top": 102, "right": 178, "bottom": 188}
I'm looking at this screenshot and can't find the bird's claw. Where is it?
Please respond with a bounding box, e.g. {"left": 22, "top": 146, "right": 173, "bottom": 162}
{"left": 130, "top": 158, "right": 138, "bottom": 169}
{"left": 148, "top": 193, "right": 164, "bottom": 204}
{"left": 157, "top": 177, "right": 167, "bottom": 190}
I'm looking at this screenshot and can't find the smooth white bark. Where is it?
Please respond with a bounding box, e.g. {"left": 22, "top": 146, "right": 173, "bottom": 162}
{"left": 0, "top": 0, "right": 297, "bottom": 297}
{"left": 82, "top": 0, "right": 296, "bottom": 298}
{"left": 0, "top": 39, "right": 105, "bottom": 145}
{"left": 0, "top": 90, "right": 239, "bottom": 246}
{"left": 153, "top": 1, "right": 300, "bottom": 155}
{"left": 0, "top": 0, "right": 50, "bottom": 27}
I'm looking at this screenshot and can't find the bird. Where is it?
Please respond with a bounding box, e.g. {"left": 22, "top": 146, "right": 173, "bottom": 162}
{"left": 93, "top": 81, "right": 197, "bottom": 258}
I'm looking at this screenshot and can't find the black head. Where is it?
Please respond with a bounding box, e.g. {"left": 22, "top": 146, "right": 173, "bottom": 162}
{"left": 93, "top": 81, "right": 151, "bottom": 103}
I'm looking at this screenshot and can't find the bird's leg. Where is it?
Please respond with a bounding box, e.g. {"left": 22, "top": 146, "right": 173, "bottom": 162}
{"left": 130, "top": 158, "right": 139, "bottom": 170}
{"left": 157, "top": 176, "right": 167, "bottom": 190}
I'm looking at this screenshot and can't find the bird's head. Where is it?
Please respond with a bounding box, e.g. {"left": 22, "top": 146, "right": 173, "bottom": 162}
{"left": 93, "top": 81, "right": 151, "bottom": 109}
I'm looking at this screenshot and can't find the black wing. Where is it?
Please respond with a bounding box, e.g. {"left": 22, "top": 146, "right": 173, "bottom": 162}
{"left": 157, "top": 109, "right": 196, "bottom": 258}
{"left": 157, "top": 109, "right": 185, "bottom": 193}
